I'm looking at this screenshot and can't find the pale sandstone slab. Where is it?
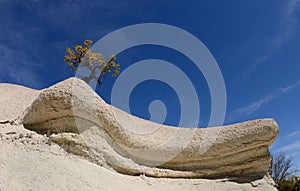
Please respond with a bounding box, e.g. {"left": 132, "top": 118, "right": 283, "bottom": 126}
{"left": 0, "top": 79, "right": 278, "bottom": 190}
{"left": 22, "top": 77, "right": 279, "bottom": 179}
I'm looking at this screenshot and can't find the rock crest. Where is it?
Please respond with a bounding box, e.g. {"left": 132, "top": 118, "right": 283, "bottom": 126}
{"left": 0, "top": 78, "right": 279, "bottom": 190}
{"left": 22, "top": 77, "right": 278, "bottom": 179}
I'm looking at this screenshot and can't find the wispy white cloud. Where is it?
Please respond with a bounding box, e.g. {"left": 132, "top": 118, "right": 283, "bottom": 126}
{"left": 229, "top": 80, "right": 300, "bottom": 120}
{"left": 275, "top": 139, "right": 300, "bottom": 152}
{"left": 287, "top": 129, "right": 300, "bottom": 138}
{"left": 240, "top": 0, "right": 300, "bottom": 82}
{"left": 235, "top": 94, "right": 274, "bottom": 116}
{"left": 272, "top": 0, "right": 300, "bottom": 46}
{"left": 0, "top": 1, "right": 122, "bottom": 88}
{"left": 0, "top": 0, "right": 157, "bottom": 89}
{"left": 0, "top": 20, "right": 45, "bottom": 88}
{"left": 0, "top": 44, "right": 41, "bottom": 88}
{"left": 280, "top": 80, "right": 300, "bottom": 93}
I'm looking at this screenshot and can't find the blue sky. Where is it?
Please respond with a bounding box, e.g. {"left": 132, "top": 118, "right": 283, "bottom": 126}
{"left": 1, "top": 0, "right": 300, "bottom": 172}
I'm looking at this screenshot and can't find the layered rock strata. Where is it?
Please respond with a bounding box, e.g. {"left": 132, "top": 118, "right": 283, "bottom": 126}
{"left": 22, "top": 77, "right": 279, "bottom": 179}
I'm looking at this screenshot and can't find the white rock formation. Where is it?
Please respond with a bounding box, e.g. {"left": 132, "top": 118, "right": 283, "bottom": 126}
{"left": 0, "top": 78, "right": 279, "bottom": 191}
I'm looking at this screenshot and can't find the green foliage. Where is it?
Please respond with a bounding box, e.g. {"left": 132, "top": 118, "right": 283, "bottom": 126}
{"left": 64, "top": 40, "right": 120, "bottom": 86}
{"left": 276, "top": 178, "right": 300, "bottom": 191}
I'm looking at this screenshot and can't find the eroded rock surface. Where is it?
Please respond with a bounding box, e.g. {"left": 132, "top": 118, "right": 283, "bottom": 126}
{"left": 0, "top": 78, "right": 279, "bottom": 190}
{"left": 22, "top": 77, "right": 279, "bottom": 179}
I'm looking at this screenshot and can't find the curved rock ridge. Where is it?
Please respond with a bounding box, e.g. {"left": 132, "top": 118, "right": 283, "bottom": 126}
{"left": 22, "top": 77, "right": 279, "bottom": 179}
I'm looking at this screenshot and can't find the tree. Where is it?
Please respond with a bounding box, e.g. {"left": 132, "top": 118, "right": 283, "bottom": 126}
{"left": 270, "top": 152, "right": 297, "bottom": 184}
{"left": 64, "top": 40, "right": 120, "bottom": 86}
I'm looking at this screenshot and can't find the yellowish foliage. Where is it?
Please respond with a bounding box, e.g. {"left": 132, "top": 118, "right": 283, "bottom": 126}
{"left": 64, "top": 40, "right": 120, "bottom": 86}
